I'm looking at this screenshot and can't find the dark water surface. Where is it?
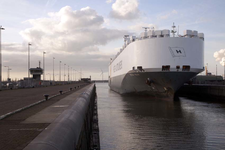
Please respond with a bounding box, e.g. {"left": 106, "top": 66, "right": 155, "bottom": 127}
{"left": 96, "top": 83, "right": 225, "bottom": 150}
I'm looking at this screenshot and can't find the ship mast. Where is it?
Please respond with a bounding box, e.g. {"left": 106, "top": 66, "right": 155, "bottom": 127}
{"left": 142, "top": 27, "right": 149, "bottom": 32}
{"left": 142, "top": 27, "right": 150, "bottom": 38}
{"left": 171, "top": 22, "right": 177, "bottom": 37}
{"left": 142, "top": 27, "right": 149, "bottom": 33}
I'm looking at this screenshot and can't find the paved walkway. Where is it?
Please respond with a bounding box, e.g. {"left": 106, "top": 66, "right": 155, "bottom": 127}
{"left": 23, "top": 85, "right": 90, "bottom": 124}
{"left": 0, "top": 82, "right": 86, "bottom": 116}
{"left": 0, "top": 83, "right": 91, "bottom": 150}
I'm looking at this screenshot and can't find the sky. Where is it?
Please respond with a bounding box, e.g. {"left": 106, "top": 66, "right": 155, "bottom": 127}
{"left": 0, "top": 0, "right": 225, "bottom": 81}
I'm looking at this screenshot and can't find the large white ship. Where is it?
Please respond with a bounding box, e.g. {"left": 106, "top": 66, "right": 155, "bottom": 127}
{"left": 108, "top": 24, "right": 204, "bottom": 99}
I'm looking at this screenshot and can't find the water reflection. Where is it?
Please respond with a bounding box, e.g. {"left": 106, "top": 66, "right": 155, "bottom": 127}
{"left": 97, "top": 83, "right": 225, "bottom": 150}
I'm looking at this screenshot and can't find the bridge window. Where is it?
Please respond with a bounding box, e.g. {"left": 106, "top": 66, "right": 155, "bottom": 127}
{"left": 137, "top": 66, "right": 142, "bottom": 71}
{"left": 182, "top": 65, "right": 190, "bottom": 71}
{"left": 162, "top": 65, "right": 170, "bottom": 71}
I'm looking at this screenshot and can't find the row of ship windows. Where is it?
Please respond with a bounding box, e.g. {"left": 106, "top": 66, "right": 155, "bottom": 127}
{"left": 132, "top": 65, "right": 190, "bottom": 71}
{"left": 162, "top": 65, "right": 190, "bottom": 71}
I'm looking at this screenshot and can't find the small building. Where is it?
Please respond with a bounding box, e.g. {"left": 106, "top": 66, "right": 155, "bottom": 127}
{"left": 81, "top": 78, "right": 91, "bottom": 82}
{"left": 29, "top": 67, "right": 43, "bottom": 80}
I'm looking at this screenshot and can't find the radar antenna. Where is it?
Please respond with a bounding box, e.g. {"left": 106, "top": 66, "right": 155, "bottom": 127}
{"left": 171, "top": 22, "right": 177, "bottom": 37}
{"left": 124, "top": 35, "right": 129, "bottom": 43}
{"left": 142, "top": 27, "right": 149, "bottom": 33}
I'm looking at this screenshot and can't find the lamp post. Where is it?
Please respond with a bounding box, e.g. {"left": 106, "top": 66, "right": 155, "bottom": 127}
{"left": 64, "top": 63, "right": 66, "bottom": 82}
{"left": 53, "top": 57, "right": 55, "bottom": 81}
{"left": 216, "top": 64, "right": 217, "bottom": 76}
{"left": 59, "top": 61, "right": 61, "bottom": 81}
{"left": 73, "top": 69, "right": 75, "bottom": 81}
{"left": 80, "top": 68, "right": 82, "bottom": 80}
{"left": 71, "top": 67, "right": 72, "bottom": 81}
{"left": 224, "top": 60, "right": 225, "bottom": 80}
{"left": 47, "top": 73, "right": 51, "bottom": 81}
{"left": 43, "top": 51, "right": 46, "bottom": 81}
{"left": 4, "top": 66, "right": 11, "bottom": 81}
{"left": 28, "top": 43, "right": 31, "bottom": 86}
{"left": 68, "top": 65, "right": 69, "bottom": 81}
{"left": 9, "top": 68, "right": 11, "bottom": 80}
{"left": 0, "top": 25, "right": 4, "bottom": 90}
{"left": 75, "top": 70, "right": 77, "bottom": 81}
{"left": 55, "top": 74, "right": 58, "bottom": 81}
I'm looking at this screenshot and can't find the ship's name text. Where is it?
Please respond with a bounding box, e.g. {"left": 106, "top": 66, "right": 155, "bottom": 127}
{"left": 113, "top": 60, "right": 122, "bottom": 72}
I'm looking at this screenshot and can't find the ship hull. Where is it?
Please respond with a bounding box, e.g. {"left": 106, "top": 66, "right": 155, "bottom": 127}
{"left": 108, "top": 33, "right": 204, "bottom": 99}
{"left": 109, "top": 70, "right": 200, "bottom": 99}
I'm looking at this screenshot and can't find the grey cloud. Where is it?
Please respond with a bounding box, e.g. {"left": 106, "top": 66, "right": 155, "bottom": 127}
{"left": 109, "top": 0, "right": 140, "bottom": 20}
{"left": 2, "top": 6, "right": 128, "bottom": 80}
{"left": 2, "top": 43, "right": 27, "bottom": 52}
{"left": 20, "top": 6, "right": 127, "bottom": 53}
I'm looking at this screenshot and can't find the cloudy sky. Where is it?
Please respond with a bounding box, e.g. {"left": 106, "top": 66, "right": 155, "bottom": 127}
{"left": 1, "top": 0, "right": 225, "bottom": 80}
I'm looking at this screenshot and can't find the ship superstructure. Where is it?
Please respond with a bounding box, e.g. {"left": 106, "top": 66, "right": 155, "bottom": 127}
{"left": 108, "top": 23, "right": 204, "bottom": 98}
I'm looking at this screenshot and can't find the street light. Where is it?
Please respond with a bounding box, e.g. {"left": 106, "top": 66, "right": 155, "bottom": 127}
{"left": 47, "top": 73, "right": 51, "bottom": 81}
{"left": 73, "top": 69, "right": 75, "bottom": 81}
{"left": 0, "top": 26, "right": 4, "bottom": 90}
{"left": 53, "top": 57, "right": 55, "bottom": 81}
{"left": 216, "top": 64, "right": 217, "bottom": 76}
{"left": 59, "top": 61, "right": 61, "bottom": 81}
{"left": 43, "top": 51, "right": 46, "bottom": 81}
{"left": 74, "top": 70, "right": 76, "bottom": 81}
{"left": 71, "top": 67, "right": 72, "bottom": 81}
{"left": 68, "top": 65, "right": 69, "bottom": 81}
{"left": 64, "top": 63, "right": 66, "bottom": 82}
{"left": 28, "top": 43, "right": 32, "bottom": 86}
{"left": 223, "top": 60, "right": 225, "bottom": 80}
{"left": 55, "top": 74, "right": 58, "bottom": 81}
{"left": 4, "top": 66, "right": 11, "bottom": 81}
{"left": 80, "top": 68, "right": 82, "bottom": 80}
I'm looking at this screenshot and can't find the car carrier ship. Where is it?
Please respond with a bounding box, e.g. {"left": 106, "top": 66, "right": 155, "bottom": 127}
{"left": 108, "top": 23, "right": 204, "bottom": 99}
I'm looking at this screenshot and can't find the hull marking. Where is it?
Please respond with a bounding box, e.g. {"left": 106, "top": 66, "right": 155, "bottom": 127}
{"left": 169, "top": 47, "right": 186, "bottom": 57}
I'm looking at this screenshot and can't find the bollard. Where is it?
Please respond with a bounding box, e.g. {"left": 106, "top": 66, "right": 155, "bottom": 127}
{"left": 44, "top": 94, "right": 49, "bottom": 100}
{"left": 74, "top": 87, "right": 76, "bottom": 89}
{"left": 70, "top": 88, "right": 72, "bottom": 91}
{"left": 59, "top": 90, "right": 63, "bottom": 95}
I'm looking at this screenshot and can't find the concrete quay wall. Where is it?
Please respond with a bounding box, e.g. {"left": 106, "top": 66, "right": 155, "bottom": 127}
{"left": 24, "top": 84, "right": 99, "bottom": 150}
{"left": 177, "top": 84, "right": 225, "bottom": 100}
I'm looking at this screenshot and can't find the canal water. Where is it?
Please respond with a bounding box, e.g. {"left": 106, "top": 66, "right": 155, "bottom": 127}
{"left": 96, "top": 83, "right": 225, "bottom": 150}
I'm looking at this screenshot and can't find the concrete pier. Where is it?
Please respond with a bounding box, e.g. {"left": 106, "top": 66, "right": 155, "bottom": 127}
{"left": 0, "top": 83, "right": 100, "bottom": 150}
{"left": 0, "top": 82, "right": 88, "bottom": 117}
{"left": 177, "top": 84, "right": 225, "bottom": 101}
{"left": 24, "top": 84, "right": 99, "bottom": 150}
